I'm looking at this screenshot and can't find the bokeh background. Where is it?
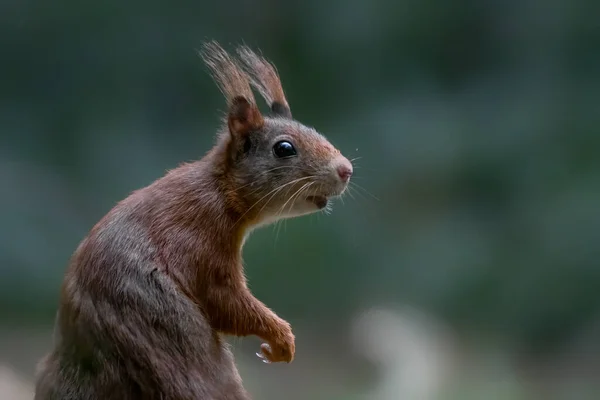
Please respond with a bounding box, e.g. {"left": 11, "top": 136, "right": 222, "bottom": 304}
{"left": 1, "top": 0, "right": 599, "bottom": 399}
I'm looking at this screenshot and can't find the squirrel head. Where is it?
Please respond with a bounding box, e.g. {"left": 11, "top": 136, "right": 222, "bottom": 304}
{"left": 201, "top": 41, "right": 353, "bottom": 225}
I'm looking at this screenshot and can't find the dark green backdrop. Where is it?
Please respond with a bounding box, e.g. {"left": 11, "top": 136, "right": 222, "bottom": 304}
{"left": 1, "top": 1, "right": 599, "bottom": 398}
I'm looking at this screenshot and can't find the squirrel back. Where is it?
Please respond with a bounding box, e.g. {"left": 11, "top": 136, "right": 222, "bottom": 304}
{"left": 34, "top": 41, "right": 353, "bottom": 400}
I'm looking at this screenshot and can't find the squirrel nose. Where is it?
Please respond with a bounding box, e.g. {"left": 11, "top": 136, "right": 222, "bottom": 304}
{"left": 337, "top": 163, "right": 353, "bottom": 183}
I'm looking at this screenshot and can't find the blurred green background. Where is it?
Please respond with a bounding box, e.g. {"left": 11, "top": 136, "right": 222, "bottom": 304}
{"left": 1, "top": 0, "right": 599, "bottom": 399}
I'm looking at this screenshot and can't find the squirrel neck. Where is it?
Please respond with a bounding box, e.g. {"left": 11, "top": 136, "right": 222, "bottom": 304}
{"left": 145, "top": 140, "right": 257, "bottom": 296}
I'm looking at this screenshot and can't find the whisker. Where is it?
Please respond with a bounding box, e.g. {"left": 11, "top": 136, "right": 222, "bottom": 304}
{"left": 230, "top": 165, "right": 300, "bottom": 194}
{"left": 314, "top": 183, "right": 333, "bottom": 215}
{"left": 279, "top": 181, "right": 313, "bottom": 219}
{"left": 289, "top": 182, "right": 314, "bottom": 213}
{"left": 338, "top": 184, "right": 347, "bottom": 206}
{"left": 255, "top": 176, "right": 313, "bottom": 219}
{"left": 354, "top": 167, "right": 379, "bottom": 173}
{"left": 274, "top": 181, "right": 314, "bottom": 242}
{"left": 272, "top": 185, "right": 303, "bottom": 241}
{"left": 344, "top": 185, "right": 357, "bottom": 201}
{"left": 349, "top": 181, "right": 379, "bottom": 201}
{"left": 286, "top": 182, "right": 315, "bottom": 223}
{"left": 349, "top": 185, "right": 369, "bottom": 202}
{"left": 233, "top": 176, "right": 315, "bottom": 226}
{"left": 275, "top": 182, "right": 313, "bottom": 240}
{"left": 272, "top": 218, "right": 284, "bottom": 243}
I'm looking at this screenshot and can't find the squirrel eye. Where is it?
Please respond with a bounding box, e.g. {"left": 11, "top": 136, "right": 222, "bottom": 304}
{"left": 272, "top": 141, "right": 297, "bottom": 158}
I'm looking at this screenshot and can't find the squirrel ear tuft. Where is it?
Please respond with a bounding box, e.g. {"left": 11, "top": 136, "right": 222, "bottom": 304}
{"left": 228, "top": 96, "right": 264, "bottom": 137}
{"left": 236, "top": 46, "right": 292, "bottom": 119}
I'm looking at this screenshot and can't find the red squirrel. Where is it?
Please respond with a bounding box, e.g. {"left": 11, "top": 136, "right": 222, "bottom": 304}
{"left": 34, "top": 41, "right": 353, "bottom": 400}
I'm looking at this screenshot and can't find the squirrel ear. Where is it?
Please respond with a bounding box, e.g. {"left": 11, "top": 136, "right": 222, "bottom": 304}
{"left": 228, "top": 96, "right": 264, "bottom": 137}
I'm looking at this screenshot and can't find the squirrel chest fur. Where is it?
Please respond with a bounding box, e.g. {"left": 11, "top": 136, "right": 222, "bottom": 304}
{"left": 34, "top": 41, "right": 353, "bottom": 400}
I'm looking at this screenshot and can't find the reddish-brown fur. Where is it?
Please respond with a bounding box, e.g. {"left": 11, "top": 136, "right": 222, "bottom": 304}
{"left": 34, "top": 41, "right": 352, "bottom": 400}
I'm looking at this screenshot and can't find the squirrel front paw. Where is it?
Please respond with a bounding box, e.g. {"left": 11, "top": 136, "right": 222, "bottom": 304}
{"left": 256, "top": 321, "right": 295, "bottom": 363}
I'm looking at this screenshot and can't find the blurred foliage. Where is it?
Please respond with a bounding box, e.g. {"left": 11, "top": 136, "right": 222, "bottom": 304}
{"left": 1, "top": 0, "right": 599, "bottom": 363}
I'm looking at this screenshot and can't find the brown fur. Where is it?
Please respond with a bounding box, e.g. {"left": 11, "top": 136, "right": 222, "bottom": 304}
{"left": 34, "top": 42, "right": 353, "bottom": 400}
{"left": 236, "top": 46, "right": 292, "bottom": 118}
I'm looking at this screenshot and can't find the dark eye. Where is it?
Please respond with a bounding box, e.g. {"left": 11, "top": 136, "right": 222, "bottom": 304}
{"left": 272, "top": 140, "right": 297, "bottom": 158}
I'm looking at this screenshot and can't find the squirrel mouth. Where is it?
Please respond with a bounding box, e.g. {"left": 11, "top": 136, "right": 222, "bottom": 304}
{"left": 306, "top": 195, "right": 329, "bottom": 209}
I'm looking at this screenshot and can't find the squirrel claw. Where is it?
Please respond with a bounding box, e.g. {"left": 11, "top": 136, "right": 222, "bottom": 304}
{"left": 258, "top": 343, "right": 275, "bottom": 363}
{"left": 256, "top": 351, "right": 271, "bottom": 363}
{"left": 258, "top": 338, "right": 294, "bottom": 363}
